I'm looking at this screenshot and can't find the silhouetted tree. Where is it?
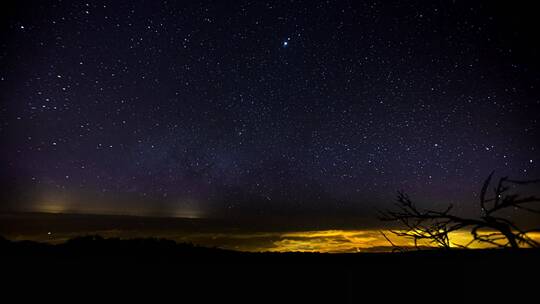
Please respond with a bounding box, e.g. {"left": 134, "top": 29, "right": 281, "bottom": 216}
{"left": 380, "top": 172, "right": 540, "bottom": 249}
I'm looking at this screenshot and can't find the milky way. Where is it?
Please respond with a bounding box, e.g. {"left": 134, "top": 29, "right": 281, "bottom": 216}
{"left": 1, "top": 1, "right": 539, "bottom": 219}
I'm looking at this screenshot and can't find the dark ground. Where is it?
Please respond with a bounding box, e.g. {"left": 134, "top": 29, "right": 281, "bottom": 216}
{"left": 1, "top": 235, "right": 539, "bottom": 302}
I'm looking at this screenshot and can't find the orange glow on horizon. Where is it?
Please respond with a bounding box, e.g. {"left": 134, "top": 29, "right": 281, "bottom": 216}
{"left": 9, "top": 227, "right": 539, "bottom": 253}
{"left": 266, "top": 230, "right": 540, "bottom": 253}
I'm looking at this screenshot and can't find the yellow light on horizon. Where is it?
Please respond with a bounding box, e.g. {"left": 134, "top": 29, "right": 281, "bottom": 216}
{"left": 267, "top": 229, "right": 540, "bottom": 253}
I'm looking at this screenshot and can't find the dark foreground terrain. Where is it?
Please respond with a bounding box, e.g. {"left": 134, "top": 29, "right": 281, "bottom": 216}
{"left": 2, "top": 235, "right": 539, "bottom": 302}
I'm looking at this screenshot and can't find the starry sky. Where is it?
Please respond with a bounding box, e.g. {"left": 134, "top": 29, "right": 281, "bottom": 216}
{"left": 1, "top": 1, "right": 539, "bottom": 221}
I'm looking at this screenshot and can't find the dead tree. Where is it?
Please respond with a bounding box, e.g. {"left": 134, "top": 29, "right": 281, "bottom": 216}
{"left": 379, "top": 172, "right": 540, "bottom": 249}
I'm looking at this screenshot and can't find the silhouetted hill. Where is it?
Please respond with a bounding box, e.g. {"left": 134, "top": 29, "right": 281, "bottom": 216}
{"left": 2, "top": 235, "right": 539, "bottom": 302}
{"left": 3, "top": 234, "right": 540, "bottom": 264}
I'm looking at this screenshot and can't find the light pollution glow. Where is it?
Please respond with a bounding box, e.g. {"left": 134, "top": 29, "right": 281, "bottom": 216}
{"left": 10, "top": 197, "right": 539, "bottom": 252}
{"left": 8, "top": 229, "right": 540, "bottom": 253}
{"left": 25, "top": 196, "right": 204, "bottom": 219}
{"left": 268, "top": 230, "right": 540, "bottom": 252}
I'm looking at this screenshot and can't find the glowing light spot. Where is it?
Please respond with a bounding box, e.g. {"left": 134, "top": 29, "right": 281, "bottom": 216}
{"left": 282, "top": 37, "right": 290, "bottom": 48}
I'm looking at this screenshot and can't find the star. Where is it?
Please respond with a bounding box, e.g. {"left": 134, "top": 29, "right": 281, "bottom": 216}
{"left": 282, "top": 37, "right": 291, "bottom": 48}
{"left": 1, "top": 0, "right": 538, "bottom": 226}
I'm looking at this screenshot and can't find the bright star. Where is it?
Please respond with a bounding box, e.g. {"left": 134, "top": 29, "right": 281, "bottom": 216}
{"left": 283, "top": 37, "right": 291, "bottom": 47}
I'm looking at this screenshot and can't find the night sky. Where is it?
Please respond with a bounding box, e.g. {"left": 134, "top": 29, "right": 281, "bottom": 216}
{"left": 1, "top": 1, "right": 539, "bottom": 221}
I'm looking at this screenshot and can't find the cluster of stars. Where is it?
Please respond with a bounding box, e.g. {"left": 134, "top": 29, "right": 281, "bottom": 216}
{"left": 0, "top": 0, "right": 538, "bottom": 217}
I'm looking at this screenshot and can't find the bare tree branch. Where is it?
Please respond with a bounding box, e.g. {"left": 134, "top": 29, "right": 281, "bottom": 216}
{"left": 379, "top": 172, "right": 540, "bottom": 250}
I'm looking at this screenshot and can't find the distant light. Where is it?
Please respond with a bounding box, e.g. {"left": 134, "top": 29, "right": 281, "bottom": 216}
{"left": 47, "top": 231, "right": 52, "bottom": 235}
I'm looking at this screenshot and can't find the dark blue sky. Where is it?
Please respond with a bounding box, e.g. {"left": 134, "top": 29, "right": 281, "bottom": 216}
{"left": 1, "top": 0, "right": 539, "bottom": 219}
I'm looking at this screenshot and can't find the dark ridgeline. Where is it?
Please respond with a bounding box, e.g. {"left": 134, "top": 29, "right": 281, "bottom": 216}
{"left": 1, "top": 234, "right": 539, "bottom": 302}
{"left": 2, "top": 233, "right": 540, "bottom": 262}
